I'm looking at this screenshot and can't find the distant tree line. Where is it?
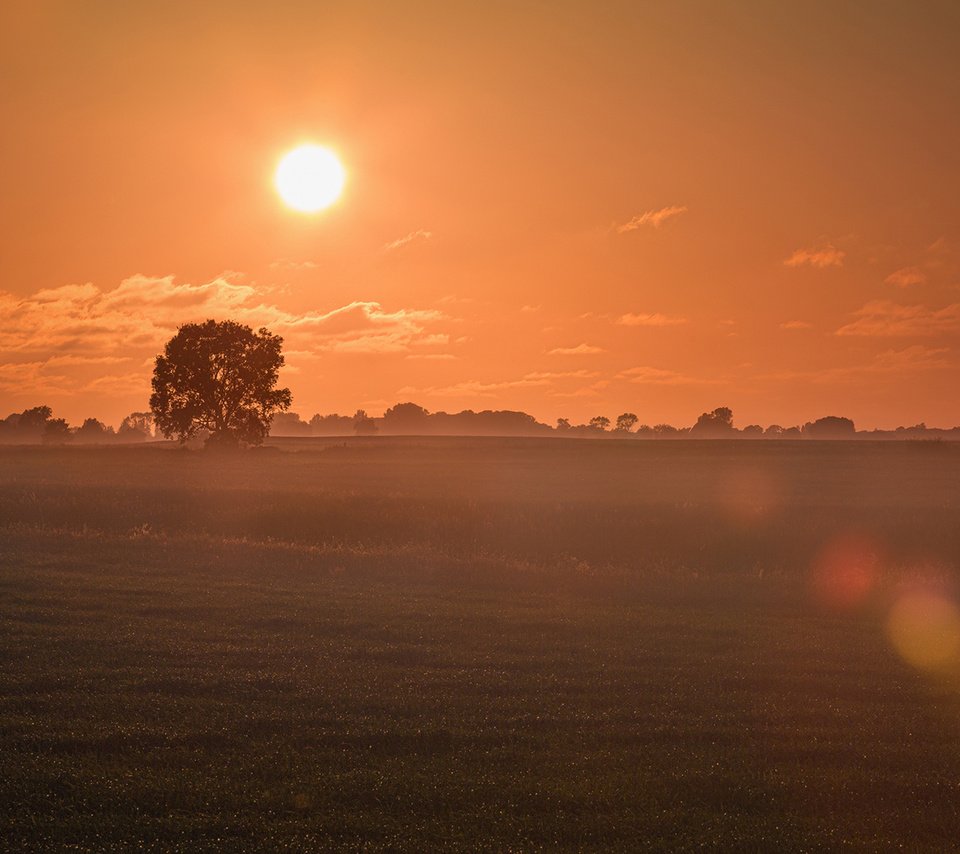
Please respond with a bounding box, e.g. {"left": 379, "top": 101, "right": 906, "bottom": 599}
{"left": 2, "top": 402, "right": 956, "bottom": 444}
{"left": 269, "top": 403, "right": 960, "bottom": 441}
{"left": 0, "top": 406, "right": 155, "bottom": 444}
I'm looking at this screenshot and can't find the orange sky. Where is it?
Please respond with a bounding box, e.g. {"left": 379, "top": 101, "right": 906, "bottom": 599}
{"left": 2, "top": 1, "right": 959, "bottom": 430}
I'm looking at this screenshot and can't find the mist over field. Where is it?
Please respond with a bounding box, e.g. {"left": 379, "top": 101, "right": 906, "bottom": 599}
{"left": 3, "top": 439, "right": 960, "bottom": 849}
{"left": 4, "top": 1, "right": 960, "bottom": 848}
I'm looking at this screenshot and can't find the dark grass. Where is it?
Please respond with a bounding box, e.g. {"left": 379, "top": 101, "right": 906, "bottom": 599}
{"left": 2, "top": 439, "right": 960, "bottom": 850}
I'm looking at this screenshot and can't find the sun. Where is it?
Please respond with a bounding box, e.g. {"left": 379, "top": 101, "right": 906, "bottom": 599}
{"left": 274, "top": 144, "right": 346, "bottom": 213}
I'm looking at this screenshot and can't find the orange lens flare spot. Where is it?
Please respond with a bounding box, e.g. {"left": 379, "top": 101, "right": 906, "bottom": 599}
{"left": 809, "top": 534, "right": 879, "bottom": 610}
{"left": 887, "top": 591, "right": 960, "bottom": 672}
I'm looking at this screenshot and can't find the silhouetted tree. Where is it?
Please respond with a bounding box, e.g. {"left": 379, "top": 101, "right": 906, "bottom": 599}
{"left": 589, "top": 415, "right": 610, "bottom": 431}
{"left": 382, "top": 402, "right": 430, "bottom": 434}
{"left": 42, "top": 418, "right": 71, "bottom": 444}
{"left": 119, "top": 411, "right": 154, "bottom": 440}
{"left": 690, "top": 406, "right": 735, "bottom": 437}
{"left": 308, "top": 413, "right": 354, "bottom": 435}
{"left": 556, "top": 417, "right": 571, "bottom": 431}
{"left": 19, "top": 406, "right": 53, "bottom": 441}
{"left": 764, "top": 424, "right": 784, "bottom": 437}
{"left": 76, "top": 418, "right": 111, "bottom": 442}
{"left": 353, "top": 409, "right": 378, "bottom": 435}
{"left": 615, "top": 413, "right": 638, "bottom": 433}
{"left": 741, "top": 424, "right": 763, "bottom": 438}
{"left": 150, "top": 320, "right": 291, "bottom": 447}
{"left": 270, "top": 412, "right": 312, "bottom": 436}
{"left": 803, "top": 416, "right": 855, "bottom": 438}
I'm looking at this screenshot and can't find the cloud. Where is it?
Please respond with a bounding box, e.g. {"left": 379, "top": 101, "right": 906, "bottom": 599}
{"left": 268, "top": 259, "right": 318, "bottom": 271}
{"left": 780, "top": 320, "right": 813, "bottom": 330}
{"left": 0, "top": 361, "right": 70, "bottom": 394}
{"left": 784, "top": 245, "right": 845, "bottom": 268}
{"left": 405, "top": 353, "right": 458, "bottom": 361}
{"left": 885, "top": 267, "right": 927, "bottom": 288}
{"left": 398, "top": 369, "right": 602, "bottom": 399}
{"left": 80, "top": 372, "right": 151, "bottom": 396}
{"left": 761, "top": 346, "right": 951, "bottom": 384}
{"left": 871, "top": 345, "right": 951, "bottom": 372}
{"left": 383, "top": 229, "right": 433, "bottom": 252}
{"left": 549, "top": 386, "right": 602, "bottom": 399}
{"left": 0, "top": 276, "right": 450, "bottom": 403}
{"left": 396, "top": 377, "right": 551, "bottom": 398}
{"left": 617, "top": 312, "right": 688, "bottom": 327}
{"left": 547, "top": 343, "right": 605, "bottom": 355}
{"left": 524, "top": 370, "right": 599, "bottom": 380}
{"left": 616, "top": 365, "right": 714, "bottom": 385}
{"left": 835, "top": 301, "right": 960, "bottom": 337}
{"left": 616, "top": 205, "right": 687, "bottom": 233}
{"left": 0, "top": 276, "right": 447, "bottom": 357}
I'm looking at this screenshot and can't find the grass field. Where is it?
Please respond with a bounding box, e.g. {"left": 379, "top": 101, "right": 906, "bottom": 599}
{"left": 3, "top": 438, "right": 960, "bottom": 850}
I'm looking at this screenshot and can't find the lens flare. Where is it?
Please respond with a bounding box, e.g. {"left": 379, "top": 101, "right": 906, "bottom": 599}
{"left": 887, "top": 591, "right": 960, "bottom": 671}
{"left": 809, "top": 534, "right": 879, "bottom": 610}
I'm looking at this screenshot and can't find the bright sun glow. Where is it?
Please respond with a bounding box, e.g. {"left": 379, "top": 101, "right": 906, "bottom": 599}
{"left": 274, "top": 145, "right": 346, "bottom": 212}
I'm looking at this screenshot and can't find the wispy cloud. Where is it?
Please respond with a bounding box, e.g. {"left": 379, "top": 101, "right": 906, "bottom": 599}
{"left": 885, "top": 267, "right": 927, "bottom": 288}
{"left": 617, "top": 312, "right": 688, "bottom": 327}
{"left": 780, "top": 320, "right": 813, "bottom": 330}
{"left": 784, "top": 245, "right": 845, "bottom": 268}
{"left": 547, "top": 343, "right": 605, "bottom": 356}
{"left": 616, "top": 365, "right": 716, "bottom": 385}
{"left": 405, "top": 353, "right": 458, "bottom": 361}
{"left": 761, "top": 346, "right": 951, "bottom": 384}
{"left": 383, "top": 229, "right": 433, "bottom": 252}
{"left": 525, "top": 370, "right": 599, "bottom": 380}
{"left": 398, "top": 369, "right": 602, "bottom": 399}
{"left": 835, "top": 300, "right": 960, "bottom": 337}
{"left": 396, "top": 377, "right": 550, "bottom": 398}
{"left": 616, "top": 205, "right": 687, "bottom": 233}
{"left": 269, "top": 259, "right": 318, "bottom": 271}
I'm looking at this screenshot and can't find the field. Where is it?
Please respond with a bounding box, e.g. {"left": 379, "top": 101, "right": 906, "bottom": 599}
{"left": 3, "top": 438, "right": 960, "bottom": 850}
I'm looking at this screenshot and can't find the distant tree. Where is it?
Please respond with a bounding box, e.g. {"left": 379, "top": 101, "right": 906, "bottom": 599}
{"left": 42, "top": 418, "right": 71, "bottom": 444}
{"left": 635, "top": 424, "right": 654, "bottom": 438}
{"left": 556, "top": 417, "right": 571, "bottom": 431}
{"left": 19, "top": 406, "right": 53, "bottom": 441}
{"left": 150, "top": 320, "right": 291, "bottom": 448}
{"left": 119, "top": 412, "right": 153, "bottom": 440}
{"left": 741, "top": 424, "right": 763, "bottom": 438}
{"left": 270, "top": 412, "right": 312, "bottom": 436}
{"left": 353, "top": 409, "right": 378, "bottom": 435}
{"left": 76, "top": 418, "right": 110, "bottom": 442}
{"left": 764, "top": 424, "right": 784, "bottom": 437}
{"left": 690, "top": 406, "right": 735, "bottom": 437}
{"left": 309, "top": 413, "right": 354, "bottom": 435}
{"left": 382, "top": 402, "right": 431, "bottom": 434}
{"left": 783, "top": 426, "right": 802, "bottom": 438}
{"left": 653, "top": 423, "right": 679, "bottom": 437}
{"left": 615, "top": 413, "right": 639, "bottom": 433}
{"left": 589, "top": 415, "right": 611, "bottom": 431}
{"left": 803, "top": 416, "right": 855, "bottom": 439}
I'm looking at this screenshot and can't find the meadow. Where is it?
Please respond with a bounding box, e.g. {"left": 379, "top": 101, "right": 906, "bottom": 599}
{"left": 2, "top": 438, "right": 960, "bottom": 850}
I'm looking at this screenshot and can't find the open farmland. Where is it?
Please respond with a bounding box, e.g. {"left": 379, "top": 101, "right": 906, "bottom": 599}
{"left": 2, "top": 438, "right": 960, "bottom": 850}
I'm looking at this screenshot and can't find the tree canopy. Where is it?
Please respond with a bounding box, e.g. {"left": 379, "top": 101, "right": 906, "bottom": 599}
{"left": 150, "top": 320, "right": 291, "bottom": 447}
